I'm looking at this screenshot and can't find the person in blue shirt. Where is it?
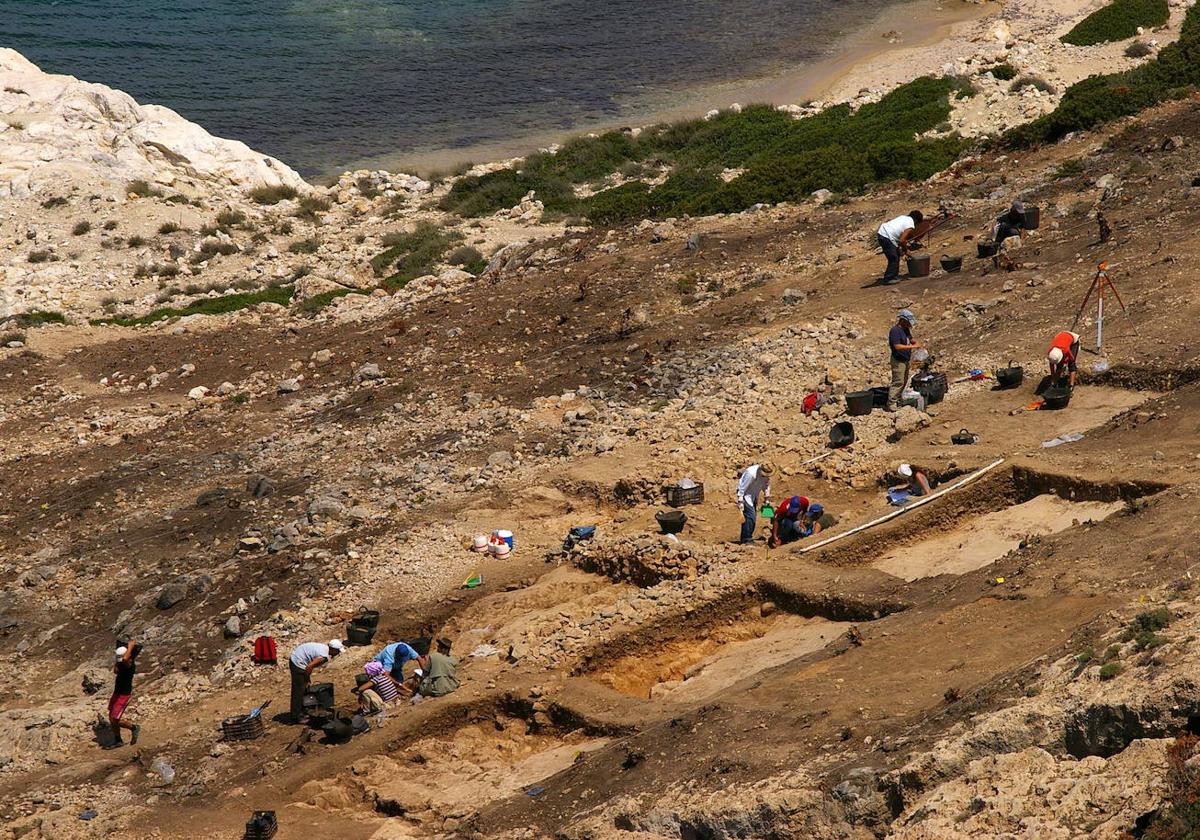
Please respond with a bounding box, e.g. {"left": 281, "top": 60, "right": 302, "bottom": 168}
{"left": 373, "top": 641, "right": 420, "bottom": 681}
{"left": 887, "top": 309, "right": 921, "bottom": 411}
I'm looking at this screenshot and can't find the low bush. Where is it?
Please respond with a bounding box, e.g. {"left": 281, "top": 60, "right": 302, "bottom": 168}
{"left": 1010, "top": 75, "right": 1057, "bottom": 94}
{"left": 443, "top": 76, "right": 971, "bottom": 224}
{"left": 1098, "top": 662, "right": 1124, "bottom": 680}
{"left": 446, "top": 245, "right": 487, "bottom": 275}
{"left": 198, "top": 239, "right": 239, "bottom": 258}
{"left": 294, "top": 195, "right": 331, "bottom": 221}
{"left": 71, "top": 220, "right": 91, "bottom": 236}
{"left": 165, "top": 194, "right": 189, "bottom": 205}
{"left": 248, "top": 184, "right": 299, "bottom": 205}
{"left": 4, "top": 310, "right": 66, "bottom": 328}
{"left": 983, "top": 62, "right": 1018, "bottom": 81}
{"left": 370, "top": 222, "right": 462, "bottom": 289}
{"left": 40, "top": 196, "right": 68, "bottom": 210}
{"left": 1062, "top": 0, "right": 1169, "bottom": 46}
{"left": 27, "top": 250, "right": 52, "bottom": 264}
{"left": 288, "top": 237, "right": 320, "bottom": 254}
{"left": 1126, "top": 39, "right": 1154, "bottom": 57}
{"left": 127, "top": 179, "right": 162, "bottom": 198}
{"left": 1053, "top": 158, "right": 1085, "bottom": 179}
{"left": 95, "top": 284, "right": 294, "bottom": 326}
{"left": 1010, "top": 3, "right": 1200, "bottom": 146}
{"left": 295, "top": 288, "right": 368, "bottom": 314}
{"left": 127, "top": 235, "right": 147, "bottom": 248}
{"left": 103, "top": 220, "right": 118, "bottom": 231}
{"left": 1134, "top": 607, "right": 1172, "bottom": 632}
{"left": 216, "top": 208, "right": 247, "bottom": 229}
{"left": 158, "top": 221, "right": 183, "bottom": 235}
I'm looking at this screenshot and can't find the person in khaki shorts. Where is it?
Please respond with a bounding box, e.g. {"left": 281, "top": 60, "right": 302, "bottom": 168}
{"left": 887, "top": 309, "right": 921, "bottom": 410}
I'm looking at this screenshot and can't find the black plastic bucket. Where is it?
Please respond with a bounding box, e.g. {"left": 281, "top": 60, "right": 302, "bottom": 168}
{"left": 995, "top": 361, "right": 1024, "bottom": 389}
{"left": 940, "top": 254, "right": 963, "bottom": 272}
{"left": 1042, "top": 385, "right": 1072, "bottom": 410}
{"left": 829, "top": 421, "right": 855, "bottom": 449}
{"left": 845, "top": 391, "right": 873, "bottom": 416}
{"left": 1023, "top": 206, "right": 1041, "bottom": 230}
{"left": 655, "top": 510, "right": 687, "bottom": 534}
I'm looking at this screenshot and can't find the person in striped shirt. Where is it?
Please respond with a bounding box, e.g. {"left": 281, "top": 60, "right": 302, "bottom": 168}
{"left": 354, "top": 661, "right": 401, "bottom": 714}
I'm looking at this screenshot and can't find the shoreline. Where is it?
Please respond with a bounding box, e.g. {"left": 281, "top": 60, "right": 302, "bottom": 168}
{"left": 335, "top": 0, "right": 994, "bottom": 180}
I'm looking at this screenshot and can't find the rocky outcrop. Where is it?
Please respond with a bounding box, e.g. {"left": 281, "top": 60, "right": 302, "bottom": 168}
{"left": 0, "top": 48, "right": 306, "bottom": 197}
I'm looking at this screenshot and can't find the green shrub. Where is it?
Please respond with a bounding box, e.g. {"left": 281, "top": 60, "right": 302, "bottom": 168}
{"left": 1099, "top": 662, "right": 1124, "bottom": 680}
{"left": 1134, "top": 607, "right": 1172, "bottom": 632}
{"left": 446, "top": 245, "right": 487, "bottom": 275}
{"left": 94, "top": 285, "right": 294, "bottom": 326}
{"left": 248, "top": 184, "right": 299, "bottom": 205}
{"left": 295, "top": 288, "right": 368, "bottom": 314}
{"left": 1134, "top": 630, "right": 1167, "bottom": 651}
{"left": 158, "top": 221, "right": 183, "bottom": 235}
{"left": 127, "top": 180, "right": 162, "bottom": 198}
{"left": 370, "top": 222, "right": 462, "bottom": 289}
{"left": 983, "top": 62, "right": 1018, "bottom": 81}
{"left": 1010, "top": 3, "right": 1200, "bottom": 146}
{"left": 216, "top": 209, "right": 247, "bottom": 229}
{"left": 198, "top": 239, "right": 239, "bottom": 257}
{"left": 1011, "top": 75, "right": 1057, "bottom": 94}
{"left": 294, "top": 195, "right": 331, "bottom": 221}
{"left": 103, "top": 220, "right": 118, "bottom": 231}
{"left": 3, "top": 310, "right": 66, "bottom": 329}
{"left": 1063, "top": 0, "right": 1168, "bottom": 46}
{"left": 165, "top": 194, "right": 189, "bottom": 205}
{"left": 71, "top": 220, "right": 91, "bottom": 236}
{"left": 1053, "top": 158, "right": 1085, "bottom": 179}
{"left": 288, "top": 237, "right": 320, "bottom": 254}
{"left": 1126, "top": 39, "right": 1154, "bottom": 57}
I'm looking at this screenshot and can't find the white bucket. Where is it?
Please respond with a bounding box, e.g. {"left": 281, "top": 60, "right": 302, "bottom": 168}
{"left": 471, "top": 534, "right": 489, "bottom": 553}
{"left": 493, "top": 529, "right": 514, "bottom": 550}
{"left": 488, "top": 536, "right": 511, "bottom": 557}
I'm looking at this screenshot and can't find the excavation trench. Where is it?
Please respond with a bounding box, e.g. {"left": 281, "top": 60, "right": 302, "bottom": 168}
{"left": 811, "top": 466, "right": 1168, "bottom": 573}
{"left": 299, "top": 699, "right": 618, "bottom": 833}
{"left": 578, "top": 585, "right": 906, "bottom": 702}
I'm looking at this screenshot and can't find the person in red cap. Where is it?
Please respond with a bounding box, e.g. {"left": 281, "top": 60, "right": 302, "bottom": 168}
{"left": 769, "top": 495, "right": 809, "bottom": 548}
{"left": 1047, "top": 330, "right": 1081, "bottom": 388}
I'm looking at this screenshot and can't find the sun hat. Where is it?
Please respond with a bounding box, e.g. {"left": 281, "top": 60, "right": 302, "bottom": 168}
{"left": 1012, "top": 200, "right": 1026, "bottom": 214}
{"left": 759, "top": 463, "right": 774, "bottom": 475}
{"left": 328, "top": 639, "right": 345, "bottom": 652}
{"left": 1048, "top": 347, "right": 1064, "bottom": 363}
{"left": 899, "top": 309, "right": 917, "bottom": 325}
{"left": 899, "top": 464, "right": 914, "bottom": 478}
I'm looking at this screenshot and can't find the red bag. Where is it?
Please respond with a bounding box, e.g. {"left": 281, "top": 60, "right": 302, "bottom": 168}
{"left": 802, "top": 392, "right": 820, "bottom": 415}
{"left": 252, "top": 636, "right": 277, "bottom": 665}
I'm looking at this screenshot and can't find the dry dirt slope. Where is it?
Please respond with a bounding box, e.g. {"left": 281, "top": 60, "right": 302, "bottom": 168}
{"left": 1, "top": 97, "right": 1200, "bottom": 840}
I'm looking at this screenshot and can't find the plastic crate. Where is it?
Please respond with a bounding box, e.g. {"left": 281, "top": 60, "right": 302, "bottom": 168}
{"left": 221, "top": 714, "right": 265, "bottom": 741}
{"left": 664, "top": 483, "right": 704, "bottom": 507}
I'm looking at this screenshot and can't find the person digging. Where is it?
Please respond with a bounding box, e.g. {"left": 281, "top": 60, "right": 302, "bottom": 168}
{"left": 1046, "top": 330, "right": 1081, "bottom": 389}
{"left": 104, "top": 639, "right": 141, "bottom": 749}
{"left": 768, "top": 495, "right": 809, "bottom": 548}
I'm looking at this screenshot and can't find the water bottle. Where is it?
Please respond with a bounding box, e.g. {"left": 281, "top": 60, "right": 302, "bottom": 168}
{"left": 150, "top": 757, "right": 175, "bottom": 784}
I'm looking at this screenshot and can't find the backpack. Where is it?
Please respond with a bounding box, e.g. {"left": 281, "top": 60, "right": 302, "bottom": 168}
{"left": 252, "top": 636, "right": 277, "bottom": 665}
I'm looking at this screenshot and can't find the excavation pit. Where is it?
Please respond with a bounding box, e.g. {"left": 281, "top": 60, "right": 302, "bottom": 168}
{"left": 580, "top": 588, "right": 901, "bottom": 702}
{"left": 299, "top": 709, "right": 609, "bottom": 830}
{"left": 872, "top": 493, "right": 1124, "bottom": 581}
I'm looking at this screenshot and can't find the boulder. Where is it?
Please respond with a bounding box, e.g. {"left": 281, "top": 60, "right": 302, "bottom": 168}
{"left": 155, "top": 582, "right": 189, "bottom": 610}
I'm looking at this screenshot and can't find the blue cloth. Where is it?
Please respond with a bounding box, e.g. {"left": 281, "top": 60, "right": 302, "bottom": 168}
{"left": 878, "top": 234, "right": 901, "bottom": 283}
{"left": 888, "top": 488, "right": 912, "bottom": 506}
{"left": 739, "top": 499, "right": 756, "bottom": 544}
{"left": 374, "top": 642, "right": 419, "bottom": 679}
{"left": 889, "top": 323, "right": 913, "bottom": 362}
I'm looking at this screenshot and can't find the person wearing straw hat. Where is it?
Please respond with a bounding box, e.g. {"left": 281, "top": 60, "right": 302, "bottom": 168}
{"left": 288, "top": 639, "right": 343, "bottom": 723}
{"left": 887, "top": 309, "right": 921, "bottom": 411}
{"left": 735, "top": 463, "right": 773, "bottom": 545}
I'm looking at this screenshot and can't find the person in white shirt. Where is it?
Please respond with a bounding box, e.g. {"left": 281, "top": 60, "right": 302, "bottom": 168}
{"left": 735, "top": 463, "right": 773, "bottom": 544}
{"left": 288, "top": 639, "right": 343, "bottom": 723}
{"left": 876, "top": 210, "right": 924, "bottom": 285}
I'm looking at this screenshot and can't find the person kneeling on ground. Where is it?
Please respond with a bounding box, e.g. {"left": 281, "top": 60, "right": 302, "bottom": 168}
{"left": 373, "top": 640, "right": 420, "bottom": 683}
{"left": 769, "top": 495, "right": 809, "bottom": 548}
{"left": 895, "top": 463, "right": 932, "bottom": 497}
{"left": 104, "top": 639, "right": 141, "bottom": 749}
{"left": 403, "top": 649, "right": 461, "bottom": 699}
{"left": 353, "top": 661, "right": 402, "bottom": 714}
{"left": 992, "top": 201, "right": 1028, "bottom": 246}
{"left": 876, "top": 210, "right": 924, "bottom": 285}
{"left": 735, "top": 462, "right": 773, "bottom": 545}
{"left": 1046, "top": 330, "right": 1081, "bottom": 389}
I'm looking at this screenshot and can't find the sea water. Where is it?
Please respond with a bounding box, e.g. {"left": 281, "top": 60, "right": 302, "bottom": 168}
{"left": 3, "top": 0, "right": 897, "bottom": 178}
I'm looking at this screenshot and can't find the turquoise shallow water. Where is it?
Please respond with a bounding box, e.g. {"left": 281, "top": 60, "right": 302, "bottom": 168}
{"left": 3, "top": 0, "right": 895, "bottom": 177}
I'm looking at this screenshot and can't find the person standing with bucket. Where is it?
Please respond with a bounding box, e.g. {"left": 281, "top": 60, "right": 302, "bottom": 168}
{"left": 887, "top": 309, "right": 921, "bottom": 411}
{"left": 735, "top": 463, "right": 772, "bottom": 545}
{"left": 876, "top": 209, "right": 924, "bottom": 285}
